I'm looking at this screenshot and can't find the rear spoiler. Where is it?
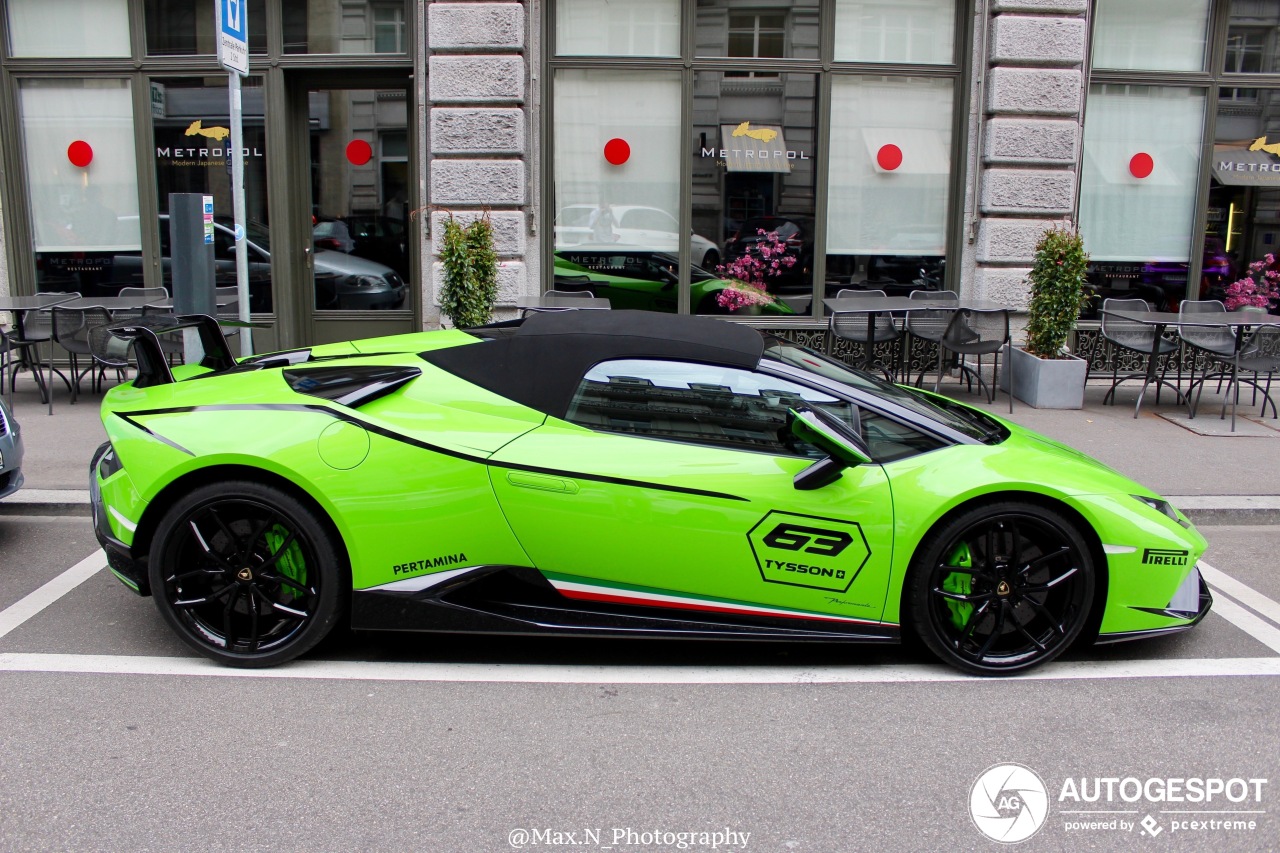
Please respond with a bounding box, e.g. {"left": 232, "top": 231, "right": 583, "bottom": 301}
{"left": 89, "top": 313, "right": 238, "bottom": 388}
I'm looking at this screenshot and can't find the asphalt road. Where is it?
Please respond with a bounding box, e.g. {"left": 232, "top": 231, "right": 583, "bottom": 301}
{"left": 0, "top": 518, "right": 1277, "bottom": 853}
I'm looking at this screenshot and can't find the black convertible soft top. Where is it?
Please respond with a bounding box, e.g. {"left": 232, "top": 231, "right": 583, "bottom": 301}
{"left": 420, "top": 310, "right": 766, "bottom": 418}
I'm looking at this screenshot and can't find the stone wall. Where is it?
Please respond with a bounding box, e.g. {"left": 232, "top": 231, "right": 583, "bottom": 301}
{"left": 965, "top": 0, "right": 1088, "bottom": 318}
{"left": 425, "top": 0, "right": 532, "bottom": 326}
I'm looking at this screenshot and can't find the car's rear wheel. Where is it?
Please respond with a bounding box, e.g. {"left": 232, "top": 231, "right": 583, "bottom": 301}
{"left": 907, "top": 502, "right": 1094, "bottom": 675}
{"left": 701, "top": 250, "right": 720, "bottom": 271}
{"left": 148, "top": 481, "right": 347, "bottom": 667}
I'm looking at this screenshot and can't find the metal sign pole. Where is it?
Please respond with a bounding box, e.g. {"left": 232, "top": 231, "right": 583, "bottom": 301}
{"left": 229, "top": 73, "right": 252, "bottom": 357}
{"left": 217, "top": 0, "right": 252, "bottom": 357}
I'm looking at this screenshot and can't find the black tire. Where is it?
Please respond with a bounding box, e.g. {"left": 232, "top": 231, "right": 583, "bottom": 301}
{"left": 148, "top": 480, "right": 348, "bottom": 667}
{"left": 701, "top": 250, "right": 720, "bottom": 271}
{"left": 907, "top": 502, "right": 1094, "bottom": 675}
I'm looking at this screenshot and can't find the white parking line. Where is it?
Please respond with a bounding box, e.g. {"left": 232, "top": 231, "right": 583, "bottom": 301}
{"left": 1, "top": 552, "right": 1280, "bottom": 684}
{"left": 0, "top": 652, "right": 1278, "bottom": 684}
{"left": 1200, "top": 561, "right": 1280, "bottom": 629}
{"left": 0, "top": 550, "right": 104, "bottom": 642}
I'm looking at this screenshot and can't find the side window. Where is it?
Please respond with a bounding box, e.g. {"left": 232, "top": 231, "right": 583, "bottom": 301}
{"left": 860, "top": 408, "right": 945, "bottom": 462}
{"left": 565, "top": 358, "right": 856, "bottom": 455}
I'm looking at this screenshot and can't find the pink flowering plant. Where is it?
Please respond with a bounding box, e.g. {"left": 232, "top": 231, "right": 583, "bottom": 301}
{"left": 1224, "top": 255, "right": 1280, "bottom": 311}
{"left": 714, "top": 229, "right": 797, "bottom": 311}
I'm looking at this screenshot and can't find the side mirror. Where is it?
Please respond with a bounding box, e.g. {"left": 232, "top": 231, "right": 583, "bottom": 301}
{"left": 787, "top": 406, "right": 873, "bottom": 490}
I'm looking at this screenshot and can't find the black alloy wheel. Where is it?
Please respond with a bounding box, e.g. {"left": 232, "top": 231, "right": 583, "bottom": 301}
{"left": 149, "top": 481, "right": 347, "bottom": 667}
{"left": 908, "top": 502, "right": 1094, "bottom": 675}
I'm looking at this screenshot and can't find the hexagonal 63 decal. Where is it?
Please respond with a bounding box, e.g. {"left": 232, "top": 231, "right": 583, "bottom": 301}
{"left": 747, "top": 510, "right": 871, "bottom": 593}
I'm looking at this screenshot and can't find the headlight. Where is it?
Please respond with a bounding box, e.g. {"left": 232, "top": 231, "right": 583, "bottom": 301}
{"left": 351, "top": 275, "right": 384, "bottom": 289}
{"left": 1131, "top": 494, "right": 1189, "bottom": 528}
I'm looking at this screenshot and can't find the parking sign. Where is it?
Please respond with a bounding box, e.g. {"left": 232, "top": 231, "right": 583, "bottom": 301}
{"left": 217, "top": 0, "right": 248, "bottom": 75}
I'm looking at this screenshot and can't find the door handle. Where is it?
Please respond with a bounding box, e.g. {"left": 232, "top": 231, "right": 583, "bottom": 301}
{"left": 506, "top": 471, "right": 579, "bottom": 494}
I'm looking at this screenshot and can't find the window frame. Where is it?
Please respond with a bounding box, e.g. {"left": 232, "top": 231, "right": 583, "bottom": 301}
{"left": 540, "top": 0, "right": 970, "bottom": 320}
{"left": 1084, "top": 1, "right": 1280, "bottom": 311}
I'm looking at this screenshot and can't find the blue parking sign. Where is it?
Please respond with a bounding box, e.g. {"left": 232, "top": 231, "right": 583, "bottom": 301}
{"left": 217, "top": 0, "right": 249, "bottom": 75}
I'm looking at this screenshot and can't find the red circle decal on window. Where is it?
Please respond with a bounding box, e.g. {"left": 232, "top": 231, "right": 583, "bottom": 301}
{"left": 67, "top": 140, "right": 94, "bottom": 168}
{"left": 346, "top": 140, "right": 373, "bottom": 166}
{"left": 876, "top": 144, "right": 903, "bottom": 172}
{"left": 1129, "top": 152, "right": 1154, "bottom": 179}
{"left": 603, "top": 138, "right": 631, "bottom": 166}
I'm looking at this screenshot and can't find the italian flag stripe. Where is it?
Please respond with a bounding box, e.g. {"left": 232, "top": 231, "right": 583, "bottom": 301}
{"left": 548, "top": 578, "right": 891, "bottom": 627}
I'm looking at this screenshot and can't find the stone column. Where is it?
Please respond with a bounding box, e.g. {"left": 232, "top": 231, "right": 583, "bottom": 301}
{"left": 964, "top": 0, "right": 1088, "bottom": 321}
{"left": 426, "top": 1, "right": 531, "bottom": 327}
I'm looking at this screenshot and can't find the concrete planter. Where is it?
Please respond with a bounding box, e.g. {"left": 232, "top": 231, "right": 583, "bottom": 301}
{"left": 1000, "top": 344, "right": 1087, "bottom": 409}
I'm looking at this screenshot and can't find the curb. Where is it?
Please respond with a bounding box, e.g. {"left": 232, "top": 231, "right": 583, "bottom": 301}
{"left": 3, "top": 491, "right": 1278, "bottom": 525}
{"left": 1165, "top": 495, "right": 1280, "bottom": 527}
{"left": 0, "top": 490, "right": 92, "bottom": 517}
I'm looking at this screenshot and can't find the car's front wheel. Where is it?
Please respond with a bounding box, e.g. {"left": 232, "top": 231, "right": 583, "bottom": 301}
{"left": 907, "top": 502, "right": 1094, "bottom": 675}
{"left": 148, "top": 480, "right": 347, "bottom": 667}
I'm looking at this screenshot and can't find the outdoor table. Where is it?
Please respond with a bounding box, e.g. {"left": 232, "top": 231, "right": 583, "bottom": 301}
{"left": 0, "top": 293, "right": 80, "bottom": 414}
{"left": 821, "top": 295, "right": 1010, "bottom": 373}
{"left": 1098, "top": 308, "right": 1280, "bottom": 430}
{"left": 516, "top": 295, "right": 612, "bottom": 313}
{"left": 57, "top": 295, "right": 167, "bottom": 314}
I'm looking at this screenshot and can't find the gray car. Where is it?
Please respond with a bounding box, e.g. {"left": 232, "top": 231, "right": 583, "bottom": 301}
{"left": 0, "top": 396, "right": 23, "bottom": 500}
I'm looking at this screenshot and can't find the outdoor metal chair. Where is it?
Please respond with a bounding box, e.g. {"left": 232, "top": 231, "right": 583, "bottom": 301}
{"left": 938, "top": 307, "right": 1013, "bottom": 412}
{"left": 1100, "top": 298, "right": 1179, "bottom": 407}
{"left": 8, "top": 293, "right": 80, "bottom": 410}
{"left": 1178, "top": 299, "right": 1237, "bottom": 403}
{"left": 828, "top": 289, "right": 903, "bottom": 380}
{"left": 51, "top": 305, "right": 112, "bottom": 403}
{"left": 906, "top": 289, "right": 958, "bottom": 390}
{"left": 1, "top": 326, "right": 43, "bottom": 407}
{"left": 1193, "top": 322, "right": 1280, "bottom": 424}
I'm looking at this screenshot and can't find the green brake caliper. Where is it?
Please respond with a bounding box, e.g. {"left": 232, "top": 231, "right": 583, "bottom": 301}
{"left": 941, "top": 543, "right": 973, "bottom": 630}
{"left": 265, "top": 524, "right": 307, "bottom": 593}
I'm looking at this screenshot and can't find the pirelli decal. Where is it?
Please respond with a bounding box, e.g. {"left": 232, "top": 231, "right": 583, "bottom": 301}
{"left": 1142, "top": 548, "right": 1189, "bottom": 566}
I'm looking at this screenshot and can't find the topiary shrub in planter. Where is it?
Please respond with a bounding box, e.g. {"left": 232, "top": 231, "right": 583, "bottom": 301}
{"left": 1001, "top": 223, "right": 1092, "bottom": 408}
{"left": 438, "top": 210, "right": 498, "bottom": 329}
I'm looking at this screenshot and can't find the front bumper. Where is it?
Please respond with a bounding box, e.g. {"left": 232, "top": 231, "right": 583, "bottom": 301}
{"left": 1095, "top": 563, "right": 1213, "bottom": 644}
{"left": 90, "top": 441, "right": 148, "bottom": 596}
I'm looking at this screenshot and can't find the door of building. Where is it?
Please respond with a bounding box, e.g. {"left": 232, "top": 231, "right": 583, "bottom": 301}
{"left": 278, "top": 70, "right": 416, "bottom": 347}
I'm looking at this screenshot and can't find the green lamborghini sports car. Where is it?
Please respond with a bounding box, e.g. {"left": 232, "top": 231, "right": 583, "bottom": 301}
{"left": 90, "top": 310, "right": 1210, "bottom": 674}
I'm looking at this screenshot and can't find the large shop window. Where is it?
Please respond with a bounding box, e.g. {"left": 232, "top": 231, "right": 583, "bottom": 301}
{"left": 151, "top": 78, "right": 271, "bottom": 310}
{"left": 6, "top": 0, "right": 130, "bottom": 58}
{"left": 833, "top": 0, "right": 955, "bottom": 65}
{"left": 556, "top": 0, "right": 680, "bottom": 57}
{"left": 824, "top": 76, "right": 953, "bottom": 305}
{"left": 1078, "top": 85, "right": 1206, "bottom": 316}
{"left": 552, "top": 70, "right": 683, "bottom": 313}
{"left": 18, "top": 79, "right": 141, "bottom": 294}
{"left": 1092, "top": 0, "right": 1211, "bottom": 72}
{"left": 691, "top": 70, "right": 818, "bottom": 315}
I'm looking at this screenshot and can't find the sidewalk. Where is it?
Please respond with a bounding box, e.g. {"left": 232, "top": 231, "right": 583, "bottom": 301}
{"left": 2, "top": 370, "right": 1278, "bottom": 523}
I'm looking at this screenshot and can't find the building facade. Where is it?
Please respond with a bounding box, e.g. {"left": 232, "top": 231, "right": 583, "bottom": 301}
{"left": 1, "top": 1, "right": 1278, "bottom": 352}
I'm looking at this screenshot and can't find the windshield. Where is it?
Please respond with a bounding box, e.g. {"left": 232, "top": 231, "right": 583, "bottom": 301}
{"left": 761, "top": 338, "right": 1006, "bottom": 443}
